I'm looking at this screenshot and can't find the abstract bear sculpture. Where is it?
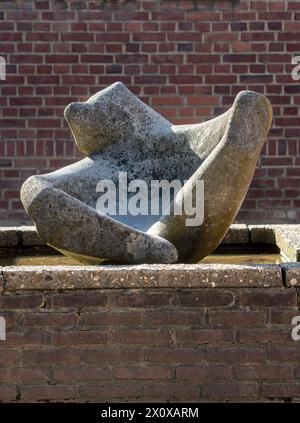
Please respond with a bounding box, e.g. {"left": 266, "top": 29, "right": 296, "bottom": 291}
{"left": 21, "top": 82, "right": 272, "bottom": 264}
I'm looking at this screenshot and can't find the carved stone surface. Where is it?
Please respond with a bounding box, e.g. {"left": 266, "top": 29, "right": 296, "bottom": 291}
{"left": 21, "top": 82, "right": 272, "bottom": 264}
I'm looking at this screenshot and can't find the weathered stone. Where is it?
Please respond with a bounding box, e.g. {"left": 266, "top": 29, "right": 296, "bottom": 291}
{"left": 249, "top": 225, "right": 300, "bottom": 263}
{"left": 0, "top": 226, "right": 43, "bottom": 249}
{"left": 281, "top": 263, "right": 300, "bottom": 287}
{"left": 20, "top": 82, "right": 272, "bottom": 264}
{"left": 274, "top": 225, "right": 300, "bottom": 262}
{"left": 222, "top": 224, "right": 249, "bottom": 244}
{"left": 18, "top": 226, "right": 44, "bottom": 247}
{"left": 249, "top": 225, "right": 276, "bottom": 244}
{"left": 0, "top": 224, "right": 252, "bottom": 248}
{"left": 2, "top": 263, "right": 282, "bottom": 291}
{"left": 0, "top": 228, "right": 20, "bottom": 248}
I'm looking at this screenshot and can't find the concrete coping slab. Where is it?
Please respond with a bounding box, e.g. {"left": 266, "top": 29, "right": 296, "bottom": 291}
{"left": 274, "top": 226, "right": 300, "bottom": 262}
{"left": 1, "top": 263, "right": 283, "bottom": 291}
{"left": 0, "top": 226, "right": 43, "bottom": 248}
{"left": 1, "top": 224, "right": 299, "bottom": 262}
{"left": 281, "top": 263, "right": 300, "bottom": 288}
{"left": 249, "top": 224, "right": 300, "bottom": 262}
{"left": 0, "top": 224, "right": 299, "bottom": 291}
{"left": 0, "top": 224, "right": 250, "bottom": 248}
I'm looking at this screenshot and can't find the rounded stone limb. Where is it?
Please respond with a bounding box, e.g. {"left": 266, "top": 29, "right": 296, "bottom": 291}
{"left": 21, "top": 175, "right": 178, "bottom": 264}
{"left": 148, "top": 91, "right": 273, "bottom": 262}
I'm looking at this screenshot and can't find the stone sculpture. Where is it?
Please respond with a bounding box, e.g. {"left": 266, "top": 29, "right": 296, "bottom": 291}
{"left": 21, "top": 82, "right": 272, "bottom": 264}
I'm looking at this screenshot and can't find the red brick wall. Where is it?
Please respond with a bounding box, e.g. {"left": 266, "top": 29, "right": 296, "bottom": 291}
{"left": 0, "top": 0, "right": 300, "bottom": 223}
{"left": 0, "top": 287, "right": 299, "bottom": 402}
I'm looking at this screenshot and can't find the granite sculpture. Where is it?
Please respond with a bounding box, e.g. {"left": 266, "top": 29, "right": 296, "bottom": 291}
{"left": 21, "top": 82, "right": 272, "bottom": 264}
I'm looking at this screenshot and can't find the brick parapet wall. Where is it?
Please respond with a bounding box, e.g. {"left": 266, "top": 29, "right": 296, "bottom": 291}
{"left": 0, "top": 0, "right": 300, "bottom": 223}
{"left": 0, "top": 286, "right": 299, "bottom": 402}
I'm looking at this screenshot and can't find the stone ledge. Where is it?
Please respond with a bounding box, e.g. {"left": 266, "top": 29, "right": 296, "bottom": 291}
{"left": 2, "top": 264, "right": 283, "bottom": 291}
{"left": 274, "top": 226, "right": 300, "bottom": 262}
{"left": 282, "top": 263, "right": 300, "bottom": 287}
{"left": 0, "top": 224, "right": 250, "bottom": 248}
{"left": 249, "top": 224, "right": 300, "bottom": 262}
{"left": 222, "top": 224, "right": 249, "bottom": 244}
{"left": 0, "top": 225, "right": 299, "bottom": 292}
{"left": 0, "top": 227, "right": 21, "bottom": 248}
{"left": 0, "top": 226, "right": 43, "bottom": 248}
{"left": 1, "top": 225, "right": 299, "bottom": 264}
{"left": 249, "top": 224, "right": 276, "bottom": 244}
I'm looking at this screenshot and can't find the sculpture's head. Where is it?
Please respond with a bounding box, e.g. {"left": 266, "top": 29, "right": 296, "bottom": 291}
{"left": 64, "top": 100, "right": 121, "bottom": 156}
{"left": 64, "top": 82, "right": 171, "bottom": 157}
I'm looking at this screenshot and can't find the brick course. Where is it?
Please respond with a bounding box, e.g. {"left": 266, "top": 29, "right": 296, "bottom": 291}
{"left": 0, "top": 0, "right": 300, "bottom": 223}
{"left": 0, "top": 287, "right": 299, "bottom": 402}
